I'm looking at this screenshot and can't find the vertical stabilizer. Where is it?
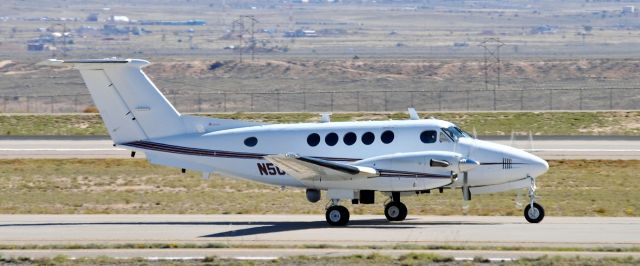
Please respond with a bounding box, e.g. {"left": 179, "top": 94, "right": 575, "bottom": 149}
{"left": 54, "top": 59, "right": 186, "bottom": 143}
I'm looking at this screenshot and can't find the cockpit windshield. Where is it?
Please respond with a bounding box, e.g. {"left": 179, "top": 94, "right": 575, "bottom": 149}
{"left": 441, "top": 126, "right": 472, "bottom": 142}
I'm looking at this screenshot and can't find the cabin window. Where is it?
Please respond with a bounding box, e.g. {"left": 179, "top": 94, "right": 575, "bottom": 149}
{"left": 244, "top": 137, "right": 258, "bottom": 147}
{"left": 420, "top": 130, "right": 437, "bottom": 143}
{"left": 343, "top": 132, "right": 357, "bottom": 145}
{"left": 307, "top": 133, "right": 321, "bottom": 147}
{"left": 362, "top": 132, "right": 375, "bottom": 145}
{"left": 325, "top": 132, "right": 339, "bottom": 146}
{"left": 381, "top": 130, "right": 394, "bottom": 144}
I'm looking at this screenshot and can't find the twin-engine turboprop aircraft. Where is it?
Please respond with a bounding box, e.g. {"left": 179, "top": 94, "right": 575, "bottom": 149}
{"left": 46, "top": 58, "right": 549, "bottom": 226}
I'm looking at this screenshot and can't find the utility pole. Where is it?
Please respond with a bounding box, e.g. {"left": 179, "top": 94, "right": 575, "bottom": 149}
{"left": 249, "top": 16, "right": 256, "bottom": 61}
{"left": 287, "top": 0, "right": 295, "bottom": 44}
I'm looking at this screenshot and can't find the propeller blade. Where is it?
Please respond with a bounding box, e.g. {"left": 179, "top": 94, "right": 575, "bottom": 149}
{"left": 462, "top": 171, "right": 471, "bottom": 214}
{"left": 462, "top": 200, "right": 470, "bottom": 215}
{"left": 515, "top": 188, "right": 524, "bottom": 209}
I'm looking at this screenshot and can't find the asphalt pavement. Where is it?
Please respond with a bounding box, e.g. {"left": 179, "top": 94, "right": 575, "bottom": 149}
{"left": 0, "top": 215, "right": 639, "bottom": 260}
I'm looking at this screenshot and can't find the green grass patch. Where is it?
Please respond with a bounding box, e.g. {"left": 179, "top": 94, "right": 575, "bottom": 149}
{"left": 0, "top": 159, "right": 638, "bottom": 217}
{"left": 0, "top": 114, "right": 106, "bottom": 136}
{"left": 1, "top": 111, "right": 640, "bottom": 136}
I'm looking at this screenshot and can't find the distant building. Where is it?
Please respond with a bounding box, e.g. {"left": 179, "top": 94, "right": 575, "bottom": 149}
{"left": 102, "top": 24, "right": 143, "bottom": 35}
{"left": 284, "top": 29, "right": 318, "bottom": 37}
{"left": 27, "top": 42, "right": 45, "bottom": 51}
{"left": 530, "top": 25, "right": 556, "bottom": 35}
{"left": 109, "top": 15, "right": 130, "bottom": 24}
{"left": 139, "top": 19, "right": 206, "bottom": 26}
{"left": 623, "top": 6, "right": 635, "bottom": 14}
{"left": 86, "top": 13, "right": 99, "bottom": 22}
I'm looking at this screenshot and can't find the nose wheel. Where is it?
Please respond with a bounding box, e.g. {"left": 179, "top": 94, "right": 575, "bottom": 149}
{"left": 524, "top": 202, "right": 544, "bottom": 223}
{"left": 524, "top": 176, "right": 545, "bottom": 223}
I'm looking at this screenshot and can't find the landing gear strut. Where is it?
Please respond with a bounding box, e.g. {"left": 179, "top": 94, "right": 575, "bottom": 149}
{"left": 325, "top": 199, "right": 350, "bottom": 226}
{"left": 524, "top": 176, "right": 544, "bottom": 223}
{"left": 384, "top": 192, "right": 408, "bottom": 222}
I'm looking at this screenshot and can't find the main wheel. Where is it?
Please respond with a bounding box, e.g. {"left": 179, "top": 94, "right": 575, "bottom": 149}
{"left": 325, "top": 205, "right": 350, "bottom": 226}
{"left": 384, "top": 201, "right": 408, "bottom": 221}
{"left": 524, "top": 202, "right": 545, "bottom": 223}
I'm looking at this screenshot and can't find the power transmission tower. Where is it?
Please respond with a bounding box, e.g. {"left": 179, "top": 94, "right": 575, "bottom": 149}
{"left": 49, "top": 23, "right": 70, "bottom": 58}
{"left": 479, "top": 38, "right": 505, "bottom": 110}
{"left": 231, "top": 15, "right": 259, "bottom": 62}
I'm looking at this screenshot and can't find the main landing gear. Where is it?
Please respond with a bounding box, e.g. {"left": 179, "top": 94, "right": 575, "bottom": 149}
{"left": 524, "top": 176, "right": 545, "bottom": 223}
{"left": 384, "top": 192, "right": 407, "bottom": 222}
{"left": 325, "top": 192, "right": 410, "bottom": 226}
{"left": 325, "top": 199, "right": 350, "bottom": 226}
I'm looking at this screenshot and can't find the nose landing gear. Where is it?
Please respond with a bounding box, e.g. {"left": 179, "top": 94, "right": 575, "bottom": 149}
{"left": 524, "top": 176, "right": 545, "bottom": 223}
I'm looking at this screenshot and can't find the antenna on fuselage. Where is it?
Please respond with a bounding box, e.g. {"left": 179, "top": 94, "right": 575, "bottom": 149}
{"left": 407, "top": 108, "right": 420, "bottom": 120}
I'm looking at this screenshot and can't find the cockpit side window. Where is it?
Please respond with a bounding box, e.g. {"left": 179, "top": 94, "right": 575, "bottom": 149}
{"left": 439, "top": 131, "right": 452, "bottom": 143}
{"left": 441, "top": 126, "right": 470, "bottom": 142}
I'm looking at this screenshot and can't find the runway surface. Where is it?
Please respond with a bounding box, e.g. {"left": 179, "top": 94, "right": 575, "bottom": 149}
{"left": 1, "top": 137, "right": 639, "bottom": 159}
{"left": 1, "top": 215, "right": 638, "bottom": 247}
{"left": 1, "top": 215, "right": 639, "bottom": 260}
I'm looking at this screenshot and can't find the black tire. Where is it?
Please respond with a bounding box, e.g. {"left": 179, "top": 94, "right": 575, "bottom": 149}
{"left": 524, "top": 202, "right": 545, "bottom": 223}
{"left": 325, "top": 205, "right": 350, "bottom": 226}
{"left": 384, "top": 201, "right": 408, "bottom": 221}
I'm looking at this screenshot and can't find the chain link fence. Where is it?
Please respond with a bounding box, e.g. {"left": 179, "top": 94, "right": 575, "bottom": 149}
{"left": 1, "top": 88, "right": 639, "bottom": 113}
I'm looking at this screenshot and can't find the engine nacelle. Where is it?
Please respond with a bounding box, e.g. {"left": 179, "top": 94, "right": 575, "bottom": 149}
{"left": 306, "top": 188, "right": 321, "bottom": 203}
{"left": 354, "top": 151, "right": 478, "bottom": 175}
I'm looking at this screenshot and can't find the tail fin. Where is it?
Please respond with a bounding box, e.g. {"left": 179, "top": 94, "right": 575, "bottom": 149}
{"left": 53, "top": 59, "right": 185, "bottom": 143}
{"left": 45, "top": 58, "right": 263, "bottom": 143}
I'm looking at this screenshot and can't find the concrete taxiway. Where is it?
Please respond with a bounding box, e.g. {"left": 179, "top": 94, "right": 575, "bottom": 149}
{"left": 1, "top": 215, "right": 639, "bottom": 260}
{"left": 0, "top": 136, "right": 639, "bottom": 159}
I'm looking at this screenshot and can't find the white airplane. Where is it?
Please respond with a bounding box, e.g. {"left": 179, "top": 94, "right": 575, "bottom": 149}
{"left": 47, "top": 58, "right": 549, "bottom": 226}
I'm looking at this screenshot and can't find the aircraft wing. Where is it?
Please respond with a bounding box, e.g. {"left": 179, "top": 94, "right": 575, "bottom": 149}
{"left": 265, "top": 154, "right": 378, "bottom": 181}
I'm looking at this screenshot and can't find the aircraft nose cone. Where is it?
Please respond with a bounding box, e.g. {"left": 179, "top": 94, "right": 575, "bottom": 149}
{"left": 527, "top": 154, "right": 549, "bottom": 177}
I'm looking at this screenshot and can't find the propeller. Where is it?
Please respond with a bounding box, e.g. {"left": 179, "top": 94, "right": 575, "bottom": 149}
{"left": 515, "top": 188, "right": 524, "bottom": 209}
{"left": 461, "top": 136, "right": 479, "bottom": 204}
